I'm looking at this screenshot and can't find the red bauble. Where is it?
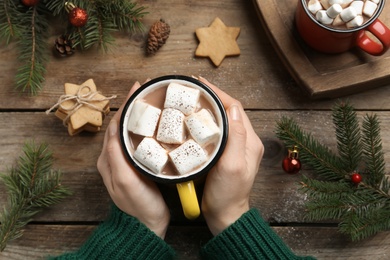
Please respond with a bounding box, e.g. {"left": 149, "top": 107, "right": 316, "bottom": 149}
{"left": 69, "top": 7, "right": 88, "bottom": 27}
{"left": 66, "top": 3, "right": 88, "bottom": 27}
{"left": 351, "top": 173, "right": 362, "bottom": 184}
{"left": 282, "top": 157, "right": 301, "bottom": 174}
{"left": 21, "top": 0, "right": 40, "bottom": 6}
{"left": 282, "top": 146, "right": 301, "bottom": 174}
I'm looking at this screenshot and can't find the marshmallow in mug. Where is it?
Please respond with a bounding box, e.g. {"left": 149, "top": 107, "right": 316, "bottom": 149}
{"left": 127, "top": 100, "right": 161, "bottom": 137}
{"left": 169, "top": 139, "right": 208, "bottom": 175}
{"left": 157, "top": 108, "right": 186, "bottom": 144}
{"left": 129, "top": 82, "right": 222, "bottom": 176}
{"left": 134, "top": 137, "right": 168, "bottom": 174}
{"left": 308, "top": 0, "right": 381, "bottom": 29}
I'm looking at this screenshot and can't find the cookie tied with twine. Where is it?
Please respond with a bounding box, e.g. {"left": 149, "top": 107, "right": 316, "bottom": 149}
{"left": 46, "top": 79, "right": 116, "bottom": 136}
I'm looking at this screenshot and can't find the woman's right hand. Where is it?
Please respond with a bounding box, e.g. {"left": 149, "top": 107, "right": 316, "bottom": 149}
{"left": 199, "top": 77, "right": 264, "bottom": 236}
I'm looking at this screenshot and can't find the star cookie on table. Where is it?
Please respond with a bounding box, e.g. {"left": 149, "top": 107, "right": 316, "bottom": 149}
{"left": 195, "top": 17, "right": 241, "bottom": 66}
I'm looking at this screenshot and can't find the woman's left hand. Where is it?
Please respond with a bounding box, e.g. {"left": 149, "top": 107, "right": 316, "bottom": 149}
{"left": 97, "top": 81, "right": 170, "bottom": 239}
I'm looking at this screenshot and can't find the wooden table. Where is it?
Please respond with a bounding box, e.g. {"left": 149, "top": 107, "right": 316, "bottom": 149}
{"left": 1, "top": 0, "right": 389, "bottom": 259}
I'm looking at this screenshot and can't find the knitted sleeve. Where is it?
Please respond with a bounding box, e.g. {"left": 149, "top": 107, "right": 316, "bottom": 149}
{"left": 51, "top": 204, "right": 176, "bottom": 260}
{"left": 200, "top": 208, "right": 316, "bottom": 260}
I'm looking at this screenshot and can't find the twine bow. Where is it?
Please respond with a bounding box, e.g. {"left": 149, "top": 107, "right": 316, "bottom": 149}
{"left": 46, "top": 85, "right": 117, "bottom": 126}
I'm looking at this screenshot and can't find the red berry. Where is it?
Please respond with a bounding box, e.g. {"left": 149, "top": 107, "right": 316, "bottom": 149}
{"left": 351, "top": 173, "right": 362, "bottom": 184}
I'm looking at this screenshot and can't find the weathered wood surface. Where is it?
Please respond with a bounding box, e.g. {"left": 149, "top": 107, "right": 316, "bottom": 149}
{"left": 1, "top": 0, "right": 389, "bottom": 259}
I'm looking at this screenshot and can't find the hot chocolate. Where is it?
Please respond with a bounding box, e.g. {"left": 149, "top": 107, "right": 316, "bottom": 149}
{"left": 305, "top": 0, "right": 381, "bottom": 30}
{"left": 127, "top": 81, "right": 223, "bottom": 177}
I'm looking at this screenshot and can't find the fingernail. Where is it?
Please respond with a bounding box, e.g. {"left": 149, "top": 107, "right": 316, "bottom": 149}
{"left": 191, "top": 75, "right": 199, "bottom": 80}
{"left": 230, "top": 105, "right": 241, "bottom": 121}
{"left": 108, "top": 120, "right": 117, "bottom": 137}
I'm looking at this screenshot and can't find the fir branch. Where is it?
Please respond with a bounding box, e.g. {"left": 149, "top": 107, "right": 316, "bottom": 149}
{"left": 15, "top": 4, "right": 49, "bottom": 95}
{"left": 300, "top": 176, "right": 352, "bottom": 220}
{"left": 55, "top": 0, "right": 148, "bottom": 52}
{"left": 332, "top": 101, "right": 362, "bottom": 172}
{"left": 97, "top": 0, "right": 148, "bottom": 32}
{"left": 361, "top": 114, "right": 386, "bottom": 189}
{"left": 0, "top": 0, "right": 20, "bottom": 44}
{"left": 275, "top": 101, "right": 390, "bottom": 241}
{"left": 276, "top": 116, "right": 347, "bottom": 181}
{"left": 0, "top": 142, "right": 71, "bottom": 252}
{"left": 43, "top": 0, "right": 67, "bottom": 16}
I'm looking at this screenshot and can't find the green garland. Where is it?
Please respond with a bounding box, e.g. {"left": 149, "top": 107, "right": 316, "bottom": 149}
{"left": 0, "top": 0, "right": 148, "bottom": 95}
{"left": 0, "top": 141, "right": 71, "bottom": 252}
{"left": 275, "top": 101, "right": 390, "bottom": 241}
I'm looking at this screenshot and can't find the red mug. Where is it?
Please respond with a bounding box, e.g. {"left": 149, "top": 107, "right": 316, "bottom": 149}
{"left": 295, "top": 0, "right": 390, "bottom": 55}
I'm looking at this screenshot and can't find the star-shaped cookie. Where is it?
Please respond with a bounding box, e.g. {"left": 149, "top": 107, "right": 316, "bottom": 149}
{"left": 195, "top": 17, "right": 241, "bottom": 66}
{"left": 55, "top": 79, "right": 110, "bottom": 135}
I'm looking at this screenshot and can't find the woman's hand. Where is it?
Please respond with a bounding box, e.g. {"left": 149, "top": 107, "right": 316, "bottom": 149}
{"left": 200, "top": 77, "right": 264, "bottom": 236}
{"left": 97, "top": 81, "right": 170, "bottom": 239}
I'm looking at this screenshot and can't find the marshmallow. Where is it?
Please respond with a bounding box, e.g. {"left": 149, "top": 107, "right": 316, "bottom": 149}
{"left": 157, "top": 108, "right": 185, "bottom": 144}
{"left": 346, "top": 15, "right": 364, "bottom": 28}
{"left": 327, "top": 4, "right": 343, "bottom": 19}
{"left": 329, "top": 0, "right": 342, "bottom": 5}
{"left": 185, "top": 109, "right": 221, "bottom": 147}
{"left": 134, "top": 137, "right": 168, "bottom": 174}
{"left": 164, "top": 82, "right": 200, "bottom": 115}
{"left": 340, "top": 6, "right": 357, "bottom": 22}
{"left": 169, "top": 139, "right": 208, "bottom": 175}
{"left": 370, "top": 0, "right": 380, "bottom": 4}
{"left": 340, "top": 0, "right": 354, "bottom": 8}
{"left": 316, "top": 10, "right": 334, "bottom": 25}
{"left": 350, "top": 1, "right": 364, "bottom": 15}
{"left": 128, "top": 100, "right": 161, "bottom": 137}
{"left": 363, "top": 1, "right": 378, "bottom": 17}
{"left": 308, "top": 0, "right": 323, "bottom": 14}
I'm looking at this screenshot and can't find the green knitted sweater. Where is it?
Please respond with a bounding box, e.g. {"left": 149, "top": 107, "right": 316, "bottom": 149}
{"left": 53, "top": 206, "right": 315, "bottom": 260}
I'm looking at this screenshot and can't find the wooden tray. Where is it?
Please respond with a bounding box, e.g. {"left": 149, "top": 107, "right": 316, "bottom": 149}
{"left": 253, "top": 0, "right": 390, "bottom": 99}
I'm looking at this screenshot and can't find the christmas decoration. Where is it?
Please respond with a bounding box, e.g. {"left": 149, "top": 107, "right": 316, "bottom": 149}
{"left": 351, "top": 172, "right": 362, "bottom": 184}
{"left": 282, "top": 146, "right": 301, "bottom": 174}
{"left": 0, "top": 0, "right": 148, "bottom": 94}
{"left": 146, "top": 19, "right": 171, "bottom": 55}
{"left": 275, "top": 101, "right": 390, "bottom": 241}
{"left": 46, "top": 79, "right": 116, "bottom": 136}
{"left": 21, "top": 0, "right": 40, "bottom": 7}
{"left": 54, "top": 34, "right": 75, "bottom": 57}
{"left": 0, "top": 141, "right": 71, "bottom": 252}
{"left": 195, "top": 17, "right": 240, "bottom": 66}
{"left": 65, "top": 2, "right": 88, "bottom": 27}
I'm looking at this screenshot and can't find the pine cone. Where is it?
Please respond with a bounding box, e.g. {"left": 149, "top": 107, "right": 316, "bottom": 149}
{"left": 54, "top": 35, "right": 75, "bottom": 57}
{"left": 146, "top": 19, "right": 170, "bottom": 55}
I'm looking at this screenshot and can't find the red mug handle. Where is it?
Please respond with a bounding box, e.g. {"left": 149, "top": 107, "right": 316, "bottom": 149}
{"left": 357, "top": 19, "right": 390, "bottom": 56}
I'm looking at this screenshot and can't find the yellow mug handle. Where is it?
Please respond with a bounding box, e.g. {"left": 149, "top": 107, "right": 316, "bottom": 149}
{"left": 176, "top": 181, "right": 200, "bottom": 220}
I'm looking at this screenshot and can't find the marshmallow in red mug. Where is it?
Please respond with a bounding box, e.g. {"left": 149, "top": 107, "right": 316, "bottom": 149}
{"left": 296, "top": 0, "right": 390, "bottom": 55}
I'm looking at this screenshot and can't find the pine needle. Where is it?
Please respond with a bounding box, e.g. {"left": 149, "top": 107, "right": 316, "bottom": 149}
{"left": 0, "top": 141, "right": 71, "bottom": 252}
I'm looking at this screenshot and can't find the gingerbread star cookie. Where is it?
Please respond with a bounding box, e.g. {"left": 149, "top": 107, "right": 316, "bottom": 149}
{"left": 53, "top": 79, "right": 112, "bottom": 136}
{"left": 195, "top": 17, "right": 241, "bottom": 66}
